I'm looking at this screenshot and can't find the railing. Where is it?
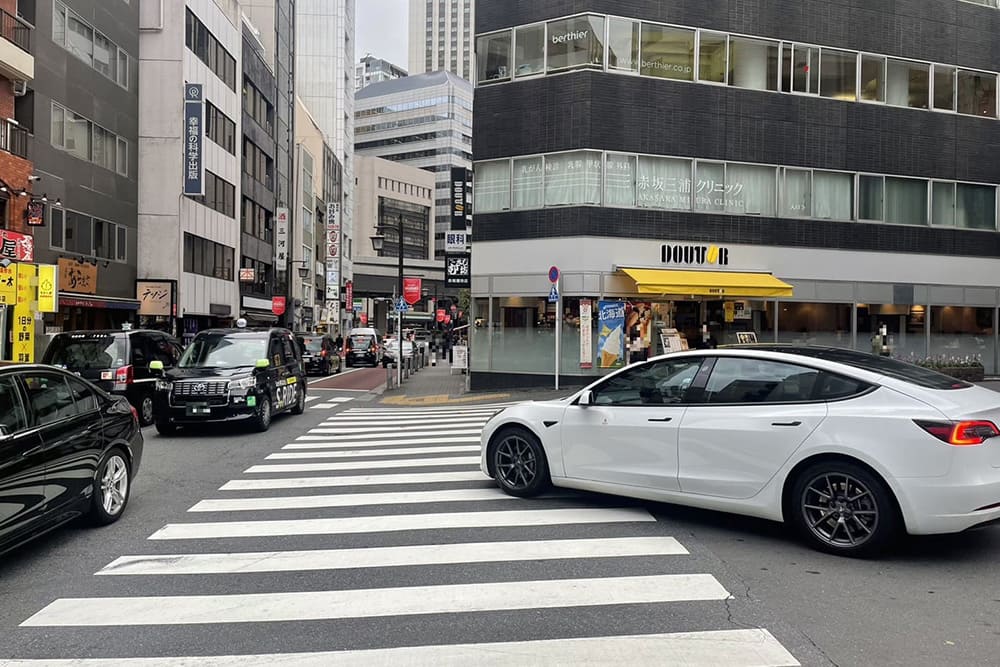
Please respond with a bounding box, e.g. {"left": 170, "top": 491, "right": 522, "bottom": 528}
{"left": 0, "top": 121, "right": 28, "bottom": 159}
{"left": 0, "top": 9, "right": 30, "bottom": 53}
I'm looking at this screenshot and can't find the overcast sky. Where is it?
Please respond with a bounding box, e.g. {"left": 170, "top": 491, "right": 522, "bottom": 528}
{"left": 356, "top": 0, "right": 409, "bottom": 69}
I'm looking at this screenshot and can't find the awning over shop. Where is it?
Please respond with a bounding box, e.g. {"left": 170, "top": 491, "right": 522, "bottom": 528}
{"left": 59, "top": 293, "right": 141, "bottom": 310}
{"left": 620, "top": 267, "right": 794, "bottom": 298}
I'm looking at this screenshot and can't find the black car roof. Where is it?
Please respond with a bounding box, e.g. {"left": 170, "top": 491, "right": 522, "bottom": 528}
{"left": 196, "top": 327, "right": 291, "bottom": 337}
{"left": 51, "top": 329, "right": 168, "bottom": 337}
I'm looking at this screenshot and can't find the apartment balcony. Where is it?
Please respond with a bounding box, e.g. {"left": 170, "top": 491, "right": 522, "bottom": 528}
{"left": 0, "top": 8, "right": 32, "bottom": 84}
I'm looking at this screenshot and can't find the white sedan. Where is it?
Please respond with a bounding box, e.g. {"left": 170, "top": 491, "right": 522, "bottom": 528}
{"left": 480, "top": 346, "right": 1000, "bottom": 557}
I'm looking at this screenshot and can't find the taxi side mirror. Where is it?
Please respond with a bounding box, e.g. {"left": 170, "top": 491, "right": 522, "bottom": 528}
{"left": 149, "top": 360, "right": 164, "bottom": 374}
{"left": 255, "top": 359, "right": 270, "bottom": 369}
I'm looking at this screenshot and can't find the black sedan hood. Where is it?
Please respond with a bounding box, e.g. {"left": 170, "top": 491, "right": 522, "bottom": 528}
{"left": 164, "top": 367, "right": 256, "bottom": 380}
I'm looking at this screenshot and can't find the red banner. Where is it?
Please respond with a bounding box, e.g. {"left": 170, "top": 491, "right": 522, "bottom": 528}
{"left": 359, "top": 313, "right": 368, "bottom": 326}
{"left": 403, "top": 277, "right": 422, "bottom": 305}
{"left": 345, "top": 280, "right": 353, "bottom": 311}
{"left": 436, "top": 308, "right": 446, "bottom": 322}
{"left": 0, "top": 230, "right": 34, "bottom": 261}
{"left": 271, "top": 296, "right": 286, "bottom": 315}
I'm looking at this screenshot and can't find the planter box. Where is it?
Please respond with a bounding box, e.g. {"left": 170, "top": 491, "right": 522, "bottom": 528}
{"left": 926, "top": 367, "right": 985, "bottom": 382}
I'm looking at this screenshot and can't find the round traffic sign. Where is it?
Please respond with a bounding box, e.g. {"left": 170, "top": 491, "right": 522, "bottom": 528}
{"left": 548, "top": 266, "right": 559, "bottom": 283}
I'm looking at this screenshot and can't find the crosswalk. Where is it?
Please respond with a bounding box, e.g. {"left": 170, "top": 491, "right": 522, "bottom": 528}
{"left": 308, "top": 395, "right": 355, "bottom": 409}
{"left": 9, "top": 403, "right": 801, "bottom": 665}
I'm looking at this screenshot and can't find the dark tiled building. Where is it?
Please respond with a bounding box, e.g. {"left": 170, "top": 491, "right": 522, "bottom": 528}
{"left": 471, "top": 0, "right": 1000, "bottom": 388}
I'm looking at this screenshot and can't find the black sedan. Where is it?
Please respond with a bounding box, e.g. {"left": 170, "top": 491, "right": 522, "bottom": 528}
{"left": 0, "top": 364, "right": 143, "bottom": 555}
{"left": 296, "top": 333, "right": 341, "bottom": 376}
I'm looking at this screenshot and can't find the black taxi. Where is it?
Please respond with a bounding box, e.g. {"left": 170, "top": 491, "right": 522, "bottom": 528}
{"left": 149, "top": 326, "right": 306, "bottom": 435}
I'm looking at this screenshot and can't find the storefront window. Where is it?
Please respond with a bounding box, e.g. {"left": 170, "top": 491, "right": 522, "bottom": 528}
{"left": 514, "top": 24, "right": 545, "bottom": 78}
{"left": 474, "top": 160, "right": 510, "bottom": 213}
{"left": 858, "top": 175, "right": 884, "bottom": 221}
{"left": 636, "top": 155, "right": 691, "bottom": 210}
{"left": 885, "top": 177, "right": 927, "bottom": 225}
{"left": 857, "top": 304, "right": 925, "bottom": 359}
{"left": 886, "top": 59, "right": 928, "bottom": 109}
{"left": 605, "top": 153, "right": 636, "bottom": 207}
{"left": 546, "top": 15, "right": 605, "bottom": 73}
{"left": 512, "top": 156, "right": 543, "bottom": 209}
{"left": 640, "top": 24, "right": 694, "bottom": 81}
{"left": 694, "top": 161, "right": 725, "bottom": 212}
{"left": 930, "top": 306, "right": 994, "bottom": 373}
{"left": 813, "top": 171, "right": 853, "bottom": 220}
{"left": 860, "top": 55, "right": 886, "bottom": 102}
{"left": 477, "top": 31, "right": 511, "bottom": 84}
{"left": 471, "top": 298, "right": 491, "bottom": 371}
{"left": 544, "top": 151, "right": 602, "bottom": 206}
{"left": 607, "top": 17, "right": 639, "bottom": 73}
{"left": 781, "top": 168, "right": 811, "bottom": 217}
{"left": 777, "top": 302, "right": 852, "bottom": 348}
{"left": 820, "top": 49, "right": 857, "bottom": 101}
{"left": 699, "top": 32, "right": 727, "bottom": 83}
{"left": 726, "top": 164, "right": 776, "bottom": 216}
{"left": 933, "top": 64, "right": 956, "bottom": 111}
{"left": 957, "top": 70, "right": 997, "bottom": 117}
{"left": 932, "top": 181, "right": 956, "bottom": 226}
{"left": 956, "top": 183, "right": 996, "bottom": 230}
{"left": 492, "top": 296, "right": 554, "bottom": 373}
{"left": 728, "top": 36, "right": 779, "bottom": 92}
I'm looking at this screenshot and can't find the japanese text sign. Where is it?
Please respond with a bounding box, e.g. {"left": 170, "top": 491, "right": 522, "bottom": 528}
{"left": 183, "top": 84, "right": 205, "bottom": 196}
{"left": 37, "top": 264, "right": 58, "bottom": 313}
{"left": 0, "top": 229, "right": 33, "bottom": 262}
{"left": 58, "top": 258, "right": 97, "bottom": 294}
{"left": 13, "top": 263, "right": 35, "bottom": 363}
{"left": 136, "top": 280, "right": 173, "bottom": 316}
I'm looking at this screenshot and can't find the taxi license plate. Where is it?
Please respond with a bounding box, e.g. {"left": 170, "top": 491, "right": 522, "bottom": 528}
{"left": 186, "top": 404, "right": 211, "bottom": 416}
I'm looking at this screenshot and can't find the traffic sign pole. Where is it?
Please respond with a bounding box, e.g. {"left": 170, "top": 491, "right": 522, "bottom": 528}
{"left": 548, "top": 266, "right": 560, "bottom": 392}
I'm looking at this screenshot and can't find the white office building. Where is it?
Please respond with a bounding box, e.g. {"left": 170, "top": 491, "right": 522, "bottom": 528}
{"left": 356, "top": 55, "right": 407, "bottom": 91}
{"left": 408, "top": 0, "right": 474, "bottom": 80}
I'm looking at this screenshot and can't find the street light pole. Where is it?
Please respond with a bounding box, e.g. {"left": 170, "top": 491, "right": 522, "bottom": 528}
{"left": 395, "top": 213, "right": 404, "bottom": 389}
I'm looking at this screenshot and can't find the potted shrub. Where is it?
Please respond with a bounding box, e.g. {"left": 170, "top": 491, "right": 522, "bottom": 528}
{"left": 902, "top": 354, "right": 985, "bottom": 382}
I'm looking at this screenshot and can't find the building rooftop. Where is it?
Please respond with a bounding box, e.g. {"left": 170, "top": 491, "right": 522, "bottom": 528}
{"left": 356, "top": 70, "right": 472, "bottom": 100}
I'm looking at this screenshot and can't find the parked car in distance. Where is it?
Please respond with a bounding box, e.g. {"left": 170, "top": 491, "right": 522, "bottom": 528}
{"left": 0, "top": 364, "right": 143, "bottom": 556}
{"left": 150, "top": 327, "right": 306, "bottom": 435}
{"left": 295, "top": 333, "right": 341, "bottom": 376}
{"left": 344, "top": 328, "right": 383, "bottom": 367}
{"left": 383, "top": 338, "right": 414, "bottom": 367}
{"left": 481, "top": 346, "right": 1000, "bottom": 557}
{"left": 42, "top": 329, "right": 183, "bottom": 427}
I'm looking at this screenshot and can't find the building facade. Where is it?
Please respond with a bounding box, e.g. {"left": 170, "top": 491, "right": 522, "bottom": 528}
{"left": 293, "top": 96, "right": 329, "bottom": 331}
{"left": 139, "top": 0, "right": 242, "bottom": 342}
{"left": 352, "top": 154, "right": 440, "bottom": 332}
{"left": 356, "top": 54, "right": 407, "bottom": 91}
{"left": 472, "top": 1, "right": 1000, "bottom": 389}
{"left": 355, "top": 71, "right": 472, "bottom": 260}
{"left": 295, "top": 0, "right": 354, "bottom": 333}
{"left": 408, "top": 0, "right": 474, "bottom": 81}
{"left": 30, "top": 0, "right": 139, "bottom": 335}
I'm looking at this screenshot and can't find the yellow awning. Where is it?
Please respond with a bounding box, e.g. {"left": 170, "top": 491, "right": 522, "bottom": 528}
{"left": 621, "top": 267, "right": 794, "bottom": 298}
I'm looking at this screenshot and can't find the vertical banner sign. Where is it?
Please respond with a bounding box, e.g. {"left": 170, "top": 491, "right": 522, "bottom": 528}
{"left": 0, "top": 262, "right": 15, "bottom": 304}
{"left": 579, "top": 299, "right": 593, "bottom": 369}
{"left": 445, "top": 252, "right": 471, "bottom": 288}
{"left": 13, "top": 263, "right": 35, "bottom": 363}
{"left": 275, "top": 207, "right": 289, "bottom": 268}
{"left": 344, "top": 281, "right": 353, "bottom": 312}
{"left": 183, "top": 84, "right": 204, "bottom": 196}
{"left": 36, "top": 264, "right": 58, "bottom": 313}
{"left": 402, "top": 277, "right": 422, "bottom": 305}
{"left": 325, "top": 202, "right": 340, "bottom": 300}
{"left": 450, "top": 167, "right": 468, "bottom": 231}
{"left": 597, "top": 300, "right": 626, "bottom": 369}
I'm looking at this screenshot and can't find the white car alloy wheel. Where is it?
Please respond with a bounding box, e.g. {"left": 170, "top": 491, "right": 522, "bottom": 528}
{"left": 100, "top": 454, "right": 129, "bottom": 517}
{"left": 492, "top": 428, "right": 549, "bottom": 498}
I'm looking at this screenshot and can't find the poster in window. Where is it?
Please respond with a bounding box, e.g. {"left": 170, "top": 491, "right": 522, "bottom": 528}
{"left": 597, "top": 300, "right": 625, "bottom": 368}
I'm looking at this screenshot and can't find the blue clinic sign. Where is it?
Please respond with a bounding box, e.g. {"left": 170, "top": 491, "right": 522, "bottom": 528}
{"left": 183, "top": 84, "right": 204, "bottom": 196}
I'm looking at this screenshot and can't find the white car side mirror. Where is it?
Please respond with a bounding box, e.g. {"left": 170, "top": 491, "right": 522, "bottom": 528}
{"left": 578, "top": 390, "right": 594, "bottom": 406}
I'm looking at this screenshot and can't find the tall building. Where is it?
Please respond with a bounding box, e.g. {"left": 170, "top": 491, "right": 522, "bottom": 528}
{"left": 356, "top": 54, "right": 407, "bottom": 91}
{"left": 472, "top": 2, "right": 1000, "bottom": 389}
{"left": 31, "top": 0, "right": 140, "bottom": 333}
{"left": 138, "top": 0, "right": 243, "bottom": 341}
{"left": 355, "top": 71, "right": 472, "bottom": 259}
{"left": 295, "top": 0, "right": 354, "bottom": 333}
{"left": 293, "top": 96, "right": 329, "bottom": 331}
{"left": 408, "top": 0, "right": 474, "bottom": 80}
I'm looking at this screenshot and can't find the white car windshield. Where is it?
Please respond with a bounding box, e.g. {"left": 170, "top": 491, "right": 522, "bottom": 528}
{"left": 178, "top": 334, "right": 267, "bottom": 369}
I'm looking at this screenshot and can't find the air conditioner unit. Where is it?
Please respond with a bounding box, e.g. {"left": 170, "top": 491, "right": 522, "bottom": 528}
{"left": 11, "top": 80, "right": 27, "bottom": 96}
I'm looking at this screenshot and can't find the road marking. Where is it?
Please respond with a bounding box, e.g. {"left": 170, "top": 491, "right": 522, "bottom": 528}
{"left": 323, "top": 414, "right": 494, "bottom": 424}
{"left": 1, "top": 630, "right": 800, "bottom": 666}
{"left": 307, "top": 422, "right": 487, "bottom": 434}
{"left": 148, "top": 508, "right": 655, "bottom": 540}
{"left": 98, "top": 536, "right": 688, "bottom": 575}
{"left": 296, "top": 428, "right": 483, "bottom": 441}
{"left": 21, "top": 574, "right": 728, "bottom": 626}
{"left": 340, "top": 407, "right": 505, "bottom": 416}
{"left": 244, "top": 456, "right": 479, "bottom": 473}
{"left": 284, "top": 436, "right": 480, "bottom": 449}
{"left": 306, "top": 368, "right": 365, "bottom": 384}
{"left": 188, "top": 487, "right": 517, "bottom": 513}
{"left": 266, "top": 445, "right": 481, "bottom": 460}
{"left": 309, "top": 403, "right": 339, "bottom": 409}
{"left": 219, "top": 471, "right": 488, "bottom": 490}
{"left": 382, "top": 392, "right": 512, "bottom": 406}
{"left": 304, "top": 395, "right": 321, "bottom": 403}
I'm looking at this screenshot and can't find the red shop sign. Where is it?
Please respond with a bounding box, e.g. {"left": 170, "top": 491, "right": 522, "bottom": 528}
{"left": 436, "top": 308, "right": 446, "bottom": 322}
{"left": 402, "top": 277, "right": 422, "bottom": 305}
{"left": 271, "top": 296, "right": 286, "bottom": 315}
{"left": 0, "top": 229, "right": 34, "bottom": 261}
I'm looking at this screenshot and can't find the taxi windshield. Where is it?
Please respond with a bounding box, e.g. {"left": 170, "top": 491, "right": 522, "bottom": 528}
{"left": 178, "top": 334, "right": 267, "bottom": 369}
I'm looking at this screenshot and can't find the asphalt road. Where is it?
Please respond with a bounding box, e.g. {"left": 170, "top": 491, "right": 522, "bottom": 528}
{"left": 0, "top": 388, "right": 996, "bottom": 665}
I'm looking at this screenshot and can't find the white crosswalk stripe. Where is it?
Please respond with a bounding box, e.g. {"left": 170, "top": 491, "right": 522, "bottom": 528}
{"left": 9, "top": 401, "right": 800, "bottom": 666}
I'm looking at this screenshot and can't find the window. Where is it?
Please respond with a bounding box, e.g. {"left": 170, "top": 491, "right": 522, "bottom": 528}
{"left": 812, "top": 171, "right": 853, "bottom": 220}
{"left": 640, "top": 24, "right": 694, "bottom": 81}
{"left": 477, "top": 31, "right": 511, "bottom": 83}
{"left": 860, "top": 55, "right": 886, "bottom": 102}
{"left": 699, "top": 31, "right": 728, "bottom": 83}
{"left": 241, "top": 197, "right": 273, "bottom": 241}
{"left": 22, "top": 373, "right": 78, "bottom": 425}
{"left": 473, "top": 160, "right": 510, "bottom": 212}
{"left": 957, "top": 70, "right": 997, "bottom": 117}
{"left": 66, "top": 11, "right": 94, "bottom": 64}
{"left": 592, "top": 358, "right": 704, "bottom": 405}
{"left": 858, "top": 175, "right": 884, "bottom": 220}
{"left": 781, "top": 168, "right": 811, "bottom": 217}
{"left": 243, "top": 80, "right": 274, "bottom": 132}
{"left": 66, "top": 110, "right": 91, "bottom": 161}
{"left": 67, "top": 376, "right": 98, "bottom": 413}
{"left": 767, "top": 347, "right": 970, "bottom": 390}
{"left": 932, "top": 181, "right": 956, "bottom": 226}
{"left": 243, "top": 138, "right": 273, "bottom": 187}
{"left": 956, "top": 183, "right": 997, "bottom": 229}
{"left": 0, "top": 375, "right": 27, "bottom": 434}
{"left": 726, "top": 163, "right": 776, "bottom": 216}
{"left": 820, "top": 49, "right": 857, "bottom": 100}
{"left": 813, "top": 372, "right": 872, "bottom": 400}
{"left": 512, "top": 156, "right": 543, "bottom": 209}
{"left": 781, "top": 43, "right": 820, "bottom": 94}
{"left": 728, "top": 36, "right": 780, "bottom": 91}
{"left": 607, "top": 17, "right": 639, "bottom": 73}
{"left": 183, "top": 232, "right": 234, "bottom": 280}
{"left": 933, "top": 64, "right": 956, "bottom": 110}
{"left": 189, "top": 171, "right": 236, "bottom": 217}
{"left": 705, "top": 358, "right": 821, "bottom": 404}
{"left": 50, "top": 207, "right": 64, "bottom": 250}
{"left": 637, "top": 155, "right": 691, "bottom": 210}
{"left": 206, "top": 102, "right": 236, "bottom": 154}
{"left": 544, "top": 151, "right": 602, "bottom": 206}
{"left": 546, "top": 15, "right": 605, "bottom": 73}
{"left": 514, "top": 24, "right": 544, "bottom": 77}
{"left": 51, "top": 103, "right": 128, "bottom": 174}
{"left": 51, "top": 210, "right": 127, "bottom": 261}
{"left": 52, "top": 3, "right": 131, "bottom": 89}
{"left": 185, "top": 8, "right": 236, "bottom": 90}
{"left": 885, "top": 177, "right": 927, "bottom": 225}
{"left": 605, "top": 153, "right": 636, "bottom": 207}
{"left": 694, "top": 161, "right": 725, "bottom": 212}
{"left": 886, "top": 59, "right": 928, "bottom": 108}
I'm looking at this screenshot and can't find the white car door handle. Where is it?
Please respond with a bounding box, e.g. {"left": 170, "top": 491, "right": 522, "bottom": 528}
{"left": 772, "top": 421, "right": 802, "bottom": 427}
{"left": 647, "top": 417, "right": 673, "bottom": 422}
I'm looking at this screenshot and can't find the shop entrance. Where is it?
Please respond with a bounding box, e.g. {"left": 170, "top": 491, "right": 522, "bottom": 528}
{"left": 639, "top": 298, "right": 769, "bottom": 355}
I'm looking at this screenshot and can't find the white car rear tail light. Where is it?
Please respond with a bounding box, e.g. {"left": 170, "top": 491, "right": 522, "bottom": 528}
{"left": 914, "top": 420, "right": 1000, "bottom": 446}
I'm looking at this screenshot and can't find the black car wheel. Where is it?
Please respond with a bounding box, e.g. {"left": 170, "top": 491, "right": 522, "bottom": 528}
{"left": 90, "top": 448, "right": 131, "bottom": 525}
{"left": 490, "top": 427, "right": 551, "bottom": 498}
{"left": 290, "top": 383, "right": 306, "bottom": 415}
{"left": 154, "top": 421, "right": 177, "bottom": 436}
{"left": 138, "top": 392, "right": 155, "bottom": 427}
{"left": 252, "top": 395, "right": 272, "bottom": 432}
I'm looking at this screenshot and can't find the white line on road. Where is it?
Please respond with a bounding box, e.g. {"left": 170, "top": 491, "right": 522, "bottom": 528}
{"left": 296, "top": 429, "right": 483, "bottom": 441}
{"left": 338, "top": 409, "right": 500, "bottom": 418}
{"left": 310, "top": 421, "right": 487, "bottom": 434}
{"left": 244, "top": 456, "right": 479, "bottom": 474}
{"left": 219, "top": 471, "right": 488, "bottom": 490}
{"left": 0, "top": 629, "right": 801, "bottom": 666}
{"left": 21, "top": 574, "right": 729, "bottom": 626}
{"left": 266, "top": 446, "right": 480, "bottom": 460}
{"left": 304, "top": 395, "right": 321, "bottom": 403}
{"left": 306, "top": 368, "right": 366, "bottom": 384}
{"left": 322, "top": 416, "right": 490, "bottom": 426}
{"left": 98, "top": 536, "right": 688, "bottom": 575}
{"left": 148, "top": 507, "right": 655, "bottom": 540}
{"left": 188, "top": 487, "right": 516, "bottom": 513}
{"left": 283, "top": 436, "right": 480, "bottom": 449}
